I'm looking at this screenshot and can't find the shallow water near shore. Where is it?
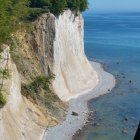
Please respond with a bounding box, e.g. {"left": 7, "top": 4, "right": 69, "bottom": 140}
{"left": 73, "top": 12, "right": 140, "bottom": 140}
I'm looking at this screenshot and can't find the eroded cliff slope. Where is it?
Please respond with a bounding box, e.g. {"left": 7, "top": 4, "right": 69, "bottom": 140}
{"left": 53, "top": 10, "right": 98, "bottom": 101}
{"left": 0, "top": 46, "right": 58, "bottom": 140}
{"left": 0, "top": 10, "right": 98, "bottom": 140}
{"left": 16, "top": 10, "right": 98, "bottom": 101}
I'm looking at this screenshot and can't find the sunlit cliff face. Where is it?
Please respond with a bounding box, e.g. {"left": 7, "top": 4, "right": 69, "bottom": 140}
{"left": 0, "top": 10, "right": 98, "bottom": 140}
{"left": 53, "top": 10, "right": 98, "bottom": 101}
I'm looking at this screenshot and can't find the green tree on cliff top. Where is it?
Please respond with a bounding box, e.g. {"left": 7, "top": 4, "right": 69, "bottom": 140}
{"left": 50, "top": 0, "right": 67, "bottom": 15}
{"left": 0, "top": 0, "right": 88, "bottom": 44}
{"left": 29, "top": 0, "right": 88, "bottom": 15}
{"left": 0, "top": 0, "right": 28, "bottom": 43}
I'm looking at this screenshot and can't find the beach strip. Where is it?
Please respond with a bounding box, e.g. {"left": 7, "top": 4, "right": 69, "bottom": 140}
{"left": 44, "top": 61, "right": 115, "bottom": 140}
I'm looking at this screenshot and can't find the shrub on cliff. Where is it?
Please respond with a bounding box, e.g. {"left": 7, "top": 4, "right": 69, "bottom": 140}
{"left": 0, "top": 62, "right": 10, "bottom": 107}
{"left": 79, "top": 0, "right": 88, "bottom": 12}
{"left": 50, "top": 0, "right": 67, "bottom": 15}
{"left": 0, "top": 92, "right": 6, "bottom": 107}
{"left": 67, "top": 0, "right": 88, "bottom": 11}
{"left": 29, "top": 0, "right": 67, "bottom": 15}
{"left": 29, "top": 0, "right": 88, "bottom": 15}
{"left": 29, "top": 0, "right": 50, "bottom": 8}
{"left": 22, "top": 74, "right": 55, "bottom": 98}
{"left": 0, "top": 0, "right": 88, "bottom": 44}
{"left": 0, "top": 0, "right": 29, "bottom": 44}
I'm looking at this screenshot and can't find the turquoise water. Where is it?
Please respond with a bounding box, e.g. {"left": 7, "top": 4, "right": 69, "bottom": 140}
{"left": 73, "top": 12, "right": 140, "bottom": 140}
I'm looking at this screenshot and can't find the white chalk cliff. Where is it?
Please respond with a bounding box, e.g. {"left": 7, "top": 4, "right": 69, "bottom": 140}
{"left": 0, "top": 46, "right": 57, "bottom": 140}
{"left": 53, "top": 10, "right": 98, "bottom": 101}
{"left": 0, "top": 10, "right": 98, "bottom": 139}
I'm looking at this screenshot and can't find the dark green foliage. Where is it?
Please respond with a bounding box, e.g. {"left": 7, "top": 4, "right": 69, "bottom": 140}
{"left": 29, "top": 0, "right": 50, "bottom": 8}
{"left": 50, "top": 0, "right": 67, "bottom": 15}
{"left": 21, "top": 74, "right": 60, "bottom": 103}
{"left": 0, "top": 58, "right": 10, "bottom": 107}
{"left": 67, "top": 0, "right": 88, "bottom": 12}
{"left": 0, "top": 92, "right": 6, "bottom": 107}
{"left": 27, "top": 8, "right": 47, "bottom": 21}
{"left": 0, "top": 69, "right": 10, "bottom": 79}
{"left": 0, "top": 0, "right": 88, "bottom": 44}
{"left": 29, "top": 0, "right": 88, "bottom": 15}
{"left": 0, "top": 67, "right": 9, "bottom": 106}
{"left": 79, "top": 0, "right": 88, "bottom": 12}
{"left": 0, "top": 0, "right": 29, "bottom": 44}
{"left": 67, "top": 0, "right": 80, "bottom": 10}
{"left": 22, "top": 74, "right": 55, "bottom": 96}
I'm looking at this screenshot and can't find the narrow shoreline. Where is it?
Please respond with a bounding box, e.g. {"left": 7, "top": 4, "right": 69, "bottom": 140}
{"left": 44, "top": 61, "right": 116, "bottom": 140}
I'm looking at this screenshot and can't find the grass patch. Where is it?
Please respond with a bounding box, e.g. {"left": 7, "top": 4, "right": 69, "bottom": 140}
{"left": 0, "top": 68, "right": 9, "bottom": 107}
{"left": 0, "top": 69, "right": 10, "bottom": 79}
{"left": 21, "top": 74, "right": 57, "bottom": 102}
{"left": 27, "top": 8, "right": 49, "bottom": 21}
{"left": 22, "top": 74, "right": 67, "bottom": 121}
{"left": 0, "top": 49, "right": 10, "bottom": 107}
{"left": 0, "top": 91, "right": 6, "bottom": 107}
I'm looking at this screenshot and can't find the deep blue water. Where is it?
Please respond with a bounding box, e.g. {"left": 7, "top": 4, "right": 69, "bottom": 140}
{"left": 74, "top": 12, "right": 140, "bottom": 140}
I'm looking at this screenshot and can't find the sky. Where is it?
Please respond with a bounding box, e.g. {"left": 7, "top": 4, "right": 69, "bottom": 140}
{"left": 88, "top": 0, "right": 140, "bottom": 13}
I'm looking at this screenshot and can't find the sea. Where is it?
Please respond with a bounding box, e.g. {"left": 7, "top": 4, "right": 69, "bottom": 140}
{"left": 73, "top": 11, "right": 140, "bottom": 140}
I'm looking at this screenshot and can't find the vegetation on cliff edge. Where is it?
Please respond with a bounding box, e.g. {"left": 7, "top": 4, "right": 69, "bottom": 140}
{"left": 29, "top": 0, "right": 88, "bottom": 15}
{"left": 0, "top": 52, "right": 10, "bottom": 107}
{"left": 0, "top": 0, "right": 88, "bottom": 44}
{"left": 0, "top": 0, "right": 29, "bottom": 44}
{"left": 0, "top": 0, "right": 88, "bottom": 107}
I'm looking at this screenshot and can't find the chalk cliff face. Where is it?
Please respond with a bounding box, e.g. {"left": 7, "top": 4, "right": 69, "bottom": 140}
{"left": 0, "top": 10, "right": 98, "bottom": 139}
{"left": 0, "top": 46, "right": 57, "bottom": 140}
{"left": 53, "top": 10, "right": 98, "bottom": 101}
{"left": 29, "top": 10, "right": 98, "bottom": 101}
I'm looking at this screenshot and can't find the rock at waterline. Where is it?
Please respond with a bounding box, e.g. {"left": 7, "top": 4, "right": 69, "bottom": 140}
{"left": 122, "top": 129, "right": 128, "bottom": 134}
{"left": 71, "top": 112, "right": 79, "bottom": 116}
{"left": 124, "top": 117, "right": 128, "bottom": 121}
